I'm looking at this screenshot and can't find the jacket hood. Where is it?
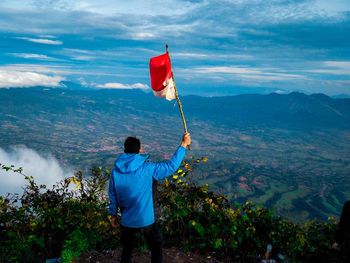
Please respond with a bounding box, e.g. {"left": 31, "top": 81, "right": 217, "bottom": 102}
{"left": 114, "top": 153, "right": 149, "bottom": 174}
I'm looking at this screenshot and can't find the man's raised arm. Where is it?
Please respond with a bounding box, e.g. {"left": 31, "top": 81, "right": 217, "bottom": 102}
{"left": 152, "top": 133, "right": 191, "bottom": 181}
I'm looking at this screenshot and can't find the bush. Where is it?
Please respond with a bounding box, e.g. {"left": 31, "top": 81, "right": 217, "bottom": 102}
{"left": 0, "top": 159, "right": 348, "bottom": 263}
{"left": 0, "top": 163, "right": 119, "bottom": 262}
{"left": 157, "top": 157, "right": 346, "bottom": 262}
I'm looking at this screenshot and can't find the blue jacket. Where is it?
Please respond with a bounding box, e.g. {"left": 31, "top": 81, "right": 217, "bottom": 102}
{"left": 108, "top": 146, "right": 186, "bottom": 228}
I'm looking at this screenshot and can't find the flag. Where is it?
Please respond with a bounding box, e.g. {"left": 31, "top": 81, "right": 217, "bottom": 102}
{"left": 149, "top": 53, "right": 176, "bottom": 101}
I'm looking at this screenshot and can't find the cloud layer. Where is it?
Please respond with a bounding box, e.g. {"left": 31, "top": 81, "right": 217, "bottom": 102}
{"left": 0, "top": 146, "right": 72, "bottom": 196}
{"left": 0, "top": 0, "right": 349, "bottom": 95}
{"left": 0, "top": 69, "right": 64, "bottom": 88}
{"left": 97, "top": 82, "right": 149, "bottom": 90}
{"left": 16, "top": 37, "right": 63, "bottom": 45}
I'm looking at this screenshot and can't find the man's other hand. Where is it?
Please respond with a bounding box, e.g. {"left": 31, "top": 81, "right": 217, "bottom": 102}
{"left": 181, "top": 133, "right": 191, "bottom": 148}
{"left": 111, "top": 216, "right": 119, "bottom": 228}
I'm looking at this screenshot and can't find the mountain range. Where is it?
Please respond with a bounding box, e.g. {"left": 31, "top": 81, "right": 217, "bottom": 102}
{"left": 1, "top": 86, "right": 350, "bottom": 221}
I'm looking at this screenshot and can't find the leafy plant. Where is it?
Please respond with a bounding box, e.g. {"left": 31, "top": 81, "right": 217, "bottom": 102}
{"left": 0, "top": 164, "right": 119, "bottom": 262}
{"left": 61, "top": 228, "right": 89, "bottom": 263}
{"left": 0, "top": 159, "right": 348, "bottom": 262}
{"left": 157, "top": 158, "right": 346, "bottom": 262}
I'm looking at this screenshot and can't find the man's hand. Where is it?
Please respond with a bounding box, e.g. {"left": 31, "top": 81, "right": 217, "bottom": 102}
{"left": 332, "top": 242, "right": 339, "bottom": 250}
{"left": 181, "top": 133, "right": 191, "bottom": 148}
{"left": 111, "top": 216, "right": 119, "bottom": 228}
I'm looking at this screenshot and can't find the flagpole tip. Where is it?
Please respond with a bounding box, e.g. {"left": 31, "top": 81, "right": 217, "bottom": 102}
{"left": 166, "top": 44, "right": 168, "bottom": 53}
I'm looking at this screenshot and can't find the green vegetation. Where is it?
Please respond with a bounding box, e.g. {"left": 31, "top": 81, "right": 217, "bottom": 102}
{"left": 1, "top": 160, "right": 348, "bottom": 262}
{"left": 0, "top": 163, "right": 118, "bottom": 262}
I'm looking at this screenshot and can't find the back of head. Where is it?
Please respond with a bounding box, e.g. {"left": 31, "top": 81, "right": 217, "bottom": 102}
{"left": 124, "top": 137, "right": 141, "bottom": 154}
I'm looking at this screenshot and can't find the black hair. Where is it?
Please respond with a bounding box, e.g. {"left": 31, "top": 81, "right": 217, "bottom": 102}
{"left": 124, "top": 137, "right": 141, "bottom": 153}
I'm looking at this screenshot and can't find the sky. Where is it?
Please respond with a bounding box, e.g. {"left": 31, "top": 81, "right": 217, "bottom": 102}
{"left": 0, "top": 0, "right": 350, "bottom": 96}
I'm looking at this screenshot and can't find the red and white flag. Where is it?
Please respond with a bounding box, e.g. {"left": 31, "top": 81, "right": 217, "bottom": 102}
{"left": 149, "top": 53, "right": 176, "bottom": 101}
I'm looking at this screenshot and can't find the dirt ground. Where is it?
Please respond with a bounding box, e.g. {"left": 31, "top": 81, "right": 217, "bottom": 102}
{"left": 79, "top": 247, "right": 222, "bottom": 263}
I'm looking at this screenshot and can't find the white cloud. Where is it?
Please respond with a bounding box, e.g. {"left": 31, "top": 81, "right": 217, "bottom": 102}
{"left": 0, "top": 69, "right": 64, "bottom": 88}
{"left": 97, "top": 82, "right": 149, "bottom": 90}
{"left": 1, "top": 0, "right": 203, "bottom": 16}
{"left": 274, "top": 89, "right": 287, "bottom": 94}
{"left": 16, "top": 37, "right": 63, "bottom": 45}
{"left": 0, "top": 64, "right": 134, "bottom": 79}
{"left": 61, "top": 48, "right": 96, "bottom": 61}
{"left": 10, "top": 53, "right": 55, "bottom": 60}
{"left": 63, "top": 48, "right": 93, "bottom": 54}
{"left": 78, "top": 77, "right": 87, "bottom": 86}
{"left": 70, "top": 55, "right": 96, "bottom": 61}
{"left": 309, "top": 61, "right": 350, "bottom": 76}
{"left": 0, "top": 64, "right": 72, "bottom": 75}
{"left": 70, "top": 0, "right": 202, "bottom": 16}
{"left": 195, "top": 66, "right": 262, "bottom": 74}
{"left": 130, "top": 32, "right": 156, "bottom": 40}
{"left": 193, "top": 66, "right": 304, "bottom": 80}
{"left": 314, "top": 0, "right": 350, "bottom": 16}
{"left": 173, "top": 52, "right": 207, "bottom": 58}
{"left": 239, "top": 74, "right": 297, "bottom": 81}
{"left": 324, "top": 61, "right": 350, "bottom": 68}
{"left": 0, "top": 146, "right": 72, "bottom": 196}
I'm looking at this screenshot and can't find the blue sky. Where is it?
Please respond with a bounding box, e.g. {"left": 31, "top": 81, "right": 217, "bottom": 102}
{"left": 0, "top": 0, "right": 350, "bottom": 96}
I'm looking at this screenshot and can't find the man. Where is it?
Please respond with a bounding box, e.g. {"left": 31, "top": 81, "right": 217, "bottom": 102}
{"left": 109, "top": 133, "right": 191, "bottom": 263}
{"left": 332, "top": 200, "right": 350, "bottom": 260}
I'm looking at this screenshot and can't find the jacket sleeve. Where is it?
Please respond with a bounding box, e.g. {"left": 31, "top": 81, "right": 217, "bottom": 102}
{"left": 108, "top": 173, "right": 118, "bottom": 216}
{"left": 152, "top": 146, "right": 186, "bottom": 181}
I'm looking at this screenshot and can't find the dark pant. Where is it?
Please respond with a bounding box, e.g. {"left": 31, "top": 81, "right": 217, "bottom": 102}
{"left": 342, "top": 237, "right": 350, "bottom": 259}
{"left": 120, "top": 222, "right": 163, "bottom": 263}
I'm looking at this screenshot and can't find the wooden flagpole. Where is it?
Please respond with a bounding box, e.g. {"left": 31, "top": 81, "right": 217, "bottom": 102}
{"left": 166, "top": 44, "right": 190, "bottom": 149}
